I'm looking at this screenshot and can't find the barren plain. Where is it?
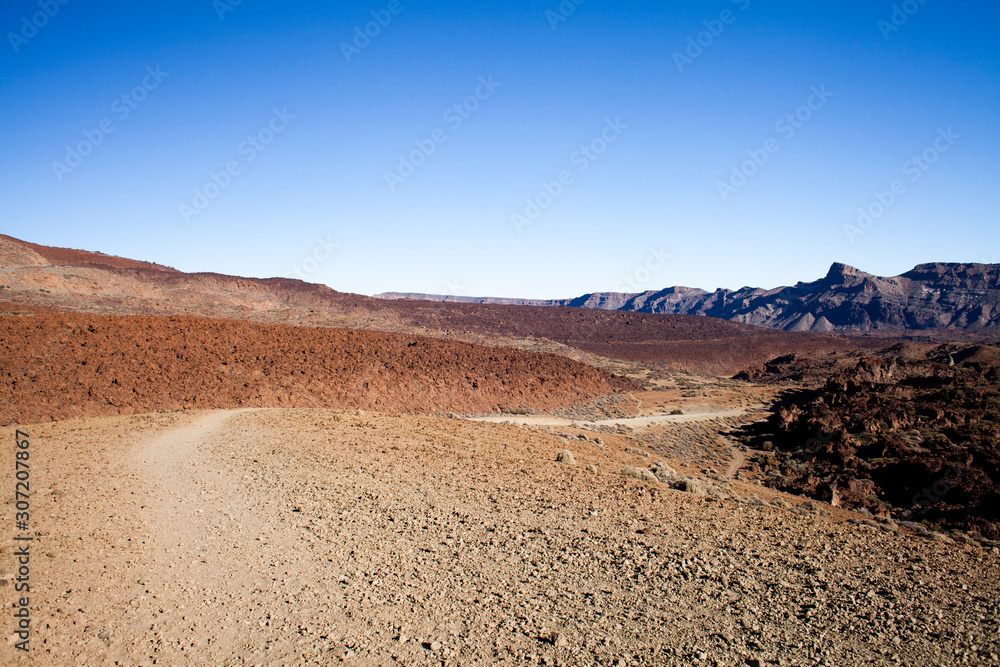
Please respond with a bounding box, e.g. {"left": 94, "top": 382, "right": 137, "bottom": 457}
{"left": 3, "top": 409, "right": 998, "bottom": 666}
{"left": 1, "top": 235, "right": 998, "bottom": 666}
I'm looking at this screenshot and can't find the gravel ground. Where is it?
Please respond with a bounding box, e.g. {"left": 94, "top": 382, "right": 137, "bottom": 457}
{"left": 1, "top": 409, "right": 997, "bottom": 666}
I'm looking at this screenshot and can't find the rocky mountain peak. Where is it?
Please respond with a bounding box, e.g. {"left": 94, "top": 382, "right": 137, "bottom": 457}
{"left": 823, "top": 262, "right": 870, "bottom": 285}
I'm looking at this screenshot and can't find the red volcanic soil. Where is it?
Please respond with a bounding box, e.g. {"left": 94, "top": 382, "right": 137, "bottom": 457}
{"left": 1, "top": 234, "right": 860, "bottom": 375}
{"left": 365, "top": 300, "right": 859, "bottom": 376}
{"left": 0, "top": 304, "right": 636, "bottom": 424}
{"left": 0, "top": 234, "right": 179, "bottom": 272}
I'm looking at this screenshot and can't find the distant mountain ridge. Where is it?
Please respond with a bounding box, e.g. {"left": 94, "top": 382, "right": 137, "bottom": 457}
{"left": 0, "top": 234, "right": 858, "bottom": 376}
{"left": 376, "top": 293, "right": 554, "bottom": 307}
{"left": 377, "top": 262, "right": 1000, "bottom": 332}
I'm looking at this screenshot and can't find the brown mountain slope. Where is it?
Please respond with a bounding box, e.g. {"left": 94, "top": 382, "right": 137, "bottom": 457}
{"left": 0, "top": 234, "right": 857, "bottom": 375}
{"left": 0, "top": 304, "right": 636, "bottom": 424}
{"left": 0, "top": 233, "right": 179, "bottom": 272}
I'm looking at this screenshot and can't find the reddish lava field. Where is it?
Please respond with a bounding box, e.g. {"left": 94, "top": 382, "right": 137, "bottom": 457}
{"left": 0, "top": 304, "right": 636, "bottom": 424}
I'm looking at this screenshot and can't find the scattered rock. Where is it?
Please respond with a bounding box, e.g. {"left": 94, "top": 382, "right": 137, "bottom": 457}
{"left": 673, "top": 478, "right": 708, "bottom": 495}
{"left": 6, "top": 375, "right": 998, "bottom": 666}
{"left": 622, "top": 466, "right": 658, "bottom": 483}
{"left": 557, "top": 450, "right": 576, "bottom": 465}
{"left": 900, "top": 521, "right": 930, "bottom": 536}
{"left": 329, "top": 645, "right": 350, "bottom": 659}
{"left": 651, "top": 460, "right": 678, "bottom": 480}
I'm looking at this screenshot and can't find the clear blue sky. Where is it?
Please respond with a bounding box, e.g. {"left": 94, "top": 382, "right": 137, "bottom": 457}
{"left": 2, "top": 0, "right": 997, "bottom": 298}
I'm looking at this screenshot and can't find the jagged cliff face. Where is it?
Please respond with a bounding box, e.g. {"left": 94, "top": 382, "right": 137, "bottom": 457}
{"left": 569, "top": 263, "right": 1000, "bottom": 332}
{"left": 372, "top": 263, "right": 1000, "bottom": 332}
{"left": 378, "top": 263, "right": 1000, "bottom": 332}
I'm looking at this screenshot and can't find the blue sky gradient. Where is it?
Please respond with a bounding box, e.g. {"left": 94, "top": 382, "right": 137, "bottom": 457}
{"left": 2, "top": 0, "right": 997, "bottom": 298}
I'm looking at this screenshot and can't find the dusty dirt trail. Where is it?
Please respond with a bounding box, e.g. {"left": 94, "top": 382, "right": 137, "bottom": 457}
{"left": 2, "top": 409, "right": 997, "bottom": 666}
{"left": 468, "top": 407, "right": 753, "bottom": 482}
{"left": 465, "top": 407, "right": 752, "bottom": 428}
{"left": 2, "top": 410, "right": 348, "bottom": 666}
{"left": 126, "top": 409, "right": 333, "bottom": 665}
{"left": 131, "top": 410, "right": 249, "bottom": 593}
{"left": 724, "top": 446, "right": 746, "bottom": 479}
